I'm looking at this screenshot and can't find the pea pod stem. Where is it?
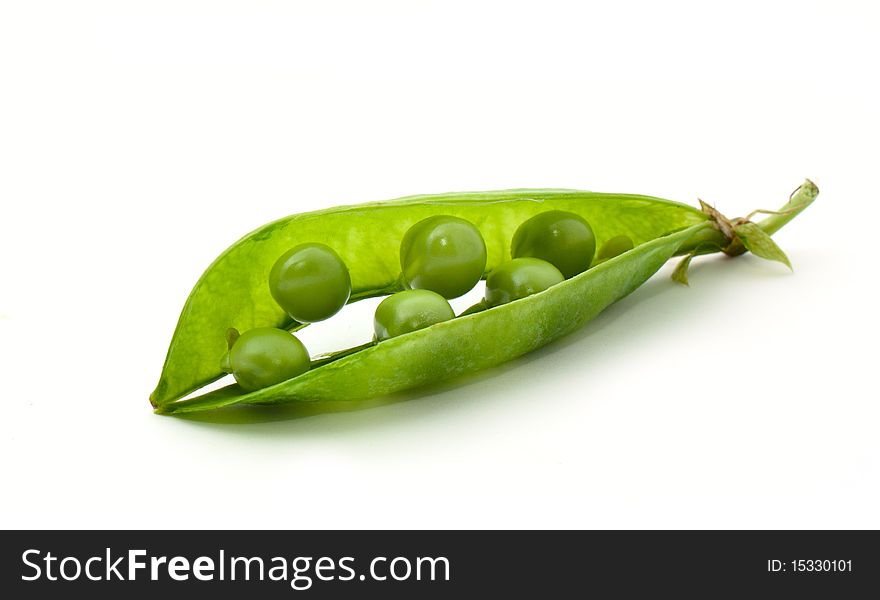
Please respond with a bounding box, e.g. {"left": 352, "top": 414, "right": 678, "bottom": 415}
{"left": 681, "top": 179, "right": 818, "bottom": 258}
{"left": 756, "top": 179, "right": 819, "bottom": 235}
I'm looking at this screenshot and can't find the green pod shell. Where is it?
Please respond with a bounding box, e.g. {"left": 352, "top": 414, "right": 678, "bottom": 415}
{"left": 152, "top": 181, "right": 818, "bottom": 414}
{"left": 160, "top": 222, "right": 709, "bottom": 414}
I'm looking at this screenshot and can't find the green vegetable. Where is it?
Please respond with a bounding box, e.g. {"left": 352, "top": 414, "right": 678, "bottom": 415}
{"left": 222, "top": 327, "right": 310, "bottom": 392}
{"left": 485, "top": 258, "right": 565, "bottom": 307}
{"left": 374, "top": 289, "right": 455, "bottom": 341}
{"left": 400, "top": 215, "right": 488, "bottom": 299}
{"left": 269, "top": 243, "right": 351, "bottom": 323}
{"left": 151, "top": 181, "right": 817, "bottom": 415}
{"left": 596, "top": 235, "right": 634, "bottom": 262}
{"left": 511, "top": 210, "right": 596, "bottom": 278}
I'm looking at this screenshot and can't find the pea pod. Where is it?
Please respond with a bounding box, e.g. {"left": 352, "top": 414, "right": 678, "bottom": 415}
{"left": 151, "top": 181, "right": 818, "bottom": 414}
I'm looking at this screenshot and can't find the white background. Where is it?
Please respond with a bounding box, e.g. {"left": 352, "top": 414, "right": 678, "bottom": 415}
{"left": 1, "top": 1, "right": 878, "bottom": 529}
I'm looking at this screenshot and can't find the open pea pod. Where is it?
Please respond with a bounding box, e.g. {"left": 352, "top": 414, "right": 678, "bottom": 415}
{"left": 152, "top": 181, "right": 818, "bottom": 414}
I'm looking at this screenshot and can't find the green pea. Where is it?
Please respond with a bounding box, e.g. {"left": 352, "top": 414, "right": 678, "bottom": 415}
{"left": 597, "top": 235, "right": 635, "bottom": 261}
{"left": 269, "top": 243, "right": 351, "bottom": 323}
{"left": 224, "top": 327, "right": 310, "bottom": 392}
{"left": 400, "top": 215, "right": 487, "bottom": 299}
{"left": 484, "top": 257, "right": 564, "bottom": 307}
{"left": 511, "top": 210, "right": 596, "bottom": 278}
{"left": 374, "top": 289, "right": 455, "bottom": 341}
